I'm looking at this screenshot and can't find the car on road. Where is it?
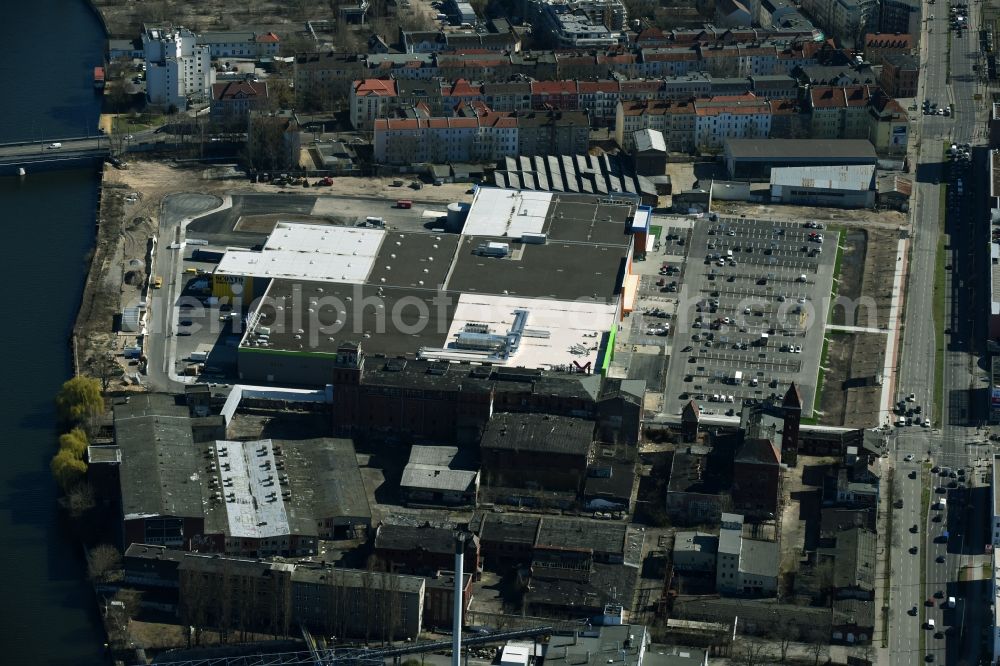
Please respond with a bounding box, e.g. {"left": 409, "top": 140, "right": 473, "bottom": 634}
{"left": 910, "top": 524, "right": 919, "bottom": 533}
{"left": 179, "top": 319, "right": 193, "bottom": 326}
{"left": 909, "top": 606, "right": 918, "bottom": 615}
{"left": 936, "top": 555, "right": 946, "bottom": 563}
{"left": 909, "top": 470, "right": 917, "bottom": 479}
{"left": 894, "top": 499, "right": 904, "bottom": 508}
{"left": 910, "top": 545, "right": 919, "bottom": 554}
{"left": 905, "top": 454, "right": 914, "bottom": 462}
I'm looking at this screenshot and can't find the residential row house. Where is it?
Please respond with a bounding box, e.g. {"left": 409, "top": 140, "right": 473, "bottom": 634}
{"left": 294, "top": 36, "right": 834, "bottom": 107}
{"left": 616, "top": 93, "right": 773, "bottom": 152}
{"left": 349, "top": 74, "right": 803, "bottom": 130}
{"left": 613, "top": 84, "right": 906, "bottom": 154}
{"left": 862, "top": 32, "right": 915, "bottom": 65}
{"left": 197, "top": 30, "right": 281, "bottom": 58}
{"left": 808, "top": 84, "right": 909, "bottom": 153}
{"left": 372, "top": 107, "right": 587, "bottom": 165}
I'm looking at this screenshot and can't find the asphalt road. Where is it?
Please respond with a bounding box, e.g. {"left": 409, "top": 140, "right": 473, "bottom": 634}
{"left": 144, "top": 193, "right": 225, "bottom": 392}
{"left": 0, "top": 136, "right": 107, "bottom": 158}
{"left": 889, "top": 1, "right": 993, "bottom": 664}
{"left": 890, "top": 459, "right": 924, "bottom": 664}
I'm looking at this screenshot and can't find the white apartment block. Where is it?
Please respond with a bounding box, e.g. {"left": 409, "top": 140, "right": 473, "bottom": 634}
{"left": 694, "top": 104, "right": 772, "bottom": 150}
{"left": 349, "top": 80, "right": 398, "bottom": 130}
{"left": 143, "top": 26, "right": 212, "bottom": 109}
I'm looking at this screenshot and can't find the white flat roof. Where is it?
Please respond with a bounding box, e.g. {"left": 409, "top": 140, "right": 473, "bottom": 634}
{"left": 264, "top": 222, "right": 384, "bottom": 255}
{"left": 217, "top": 439, "right": 291, "bottom": 540}
{"left": 461, "top": 189, "right": 553, "bottom": 237}
{"left": 216, "top": 225, "right": 385, "bottom": 283}
{"left": 430, "top": 293, "right": 618, "bottom": 371}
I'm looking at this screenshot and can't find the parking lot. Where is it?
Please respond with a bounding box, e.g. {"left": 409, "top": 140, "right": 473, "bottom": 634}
{"left": 170, "top": 256, "right": 243, "bottom": 381}
{"left": 654, "top": 215, "right": 839, "bottom": 417}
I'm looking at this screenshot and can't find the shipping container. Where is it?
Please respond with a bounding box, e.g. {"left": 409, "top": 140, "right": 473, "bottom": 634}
{"left": 396, "top": 199, "right": 413, "bottom": 209}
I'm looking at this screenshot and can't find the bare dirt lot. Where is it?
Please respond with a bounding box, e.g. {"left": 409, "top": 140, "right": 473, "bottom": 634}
{"left": 77, "top": 160, "right": 477, "bottom": 389}
{"left": 817, "top": 331, "right": 887, "bottom": 427}
{"left": 712, "top": 200, "right": 908, "bottom": 230}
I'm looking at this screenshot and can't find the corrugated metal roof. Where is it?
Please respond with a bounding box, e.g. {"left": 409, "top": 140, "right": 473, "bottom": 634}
{"left": 770, "top": 164, "right": 876, "bottom": 191}
{"left": 633, "top": 129, "right": 667, "bottom": 153}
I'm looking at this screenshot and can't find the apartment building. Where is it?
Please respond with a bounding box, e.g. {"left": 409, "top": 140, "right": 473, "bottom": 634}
{"left": 210, "top": 80, "right": 269, "bottom": 121}
{"left": 349, "top": 79, "right": 399, "bottom": 130}
{"left": 800, "top": 0, "right": 879, "bottom": 46}
{"left": 516, "top": 110, "right": 591, "bottom": 156}
{"left": 373, "top": 113, "right": 518, "bottom": 165}
{"left": 616, "top": 100, "right": 697, "bottom": 152}
{"left": 879, "top": 0, "right": 922, "bottom": 38}
{"left": 694, "top": 94, "right": 773, "bottom": 150}
{"left": 808, "top": 85, "right": 875, "bottom": 139}
{"left": 878, "top": 53, "right": 919, "bottom": 99}
{"left": 142, "top": 25, "right": 212, "bottom": 109}
{"left": 863, "top": 33, "right": 915, "bottom": 65}
{"left": 197, "top": 31, "right": 281, "bottom": 58}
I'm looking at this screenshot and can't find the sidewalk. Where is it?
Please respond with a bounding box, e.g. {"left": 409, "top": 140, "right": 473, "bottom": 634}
{"left": 874, "top": 457, "right": 891, "bottom": 666}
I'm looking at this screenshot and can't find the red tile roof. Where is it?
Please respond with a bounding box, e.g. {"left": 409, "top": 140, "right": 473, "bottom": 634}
{"left": 531, "top": 80, "right": 578, "bottom": 95}
{"left": 864, "top": 33, "right": 914, "bottom": 50}
{"left": 353, "top": 79, "right": 398, "bottom": 97}
{"left": 212, "top": 80, "right": 268, "bottom": 101}
{"left": 809, "top": 85, "right": 873, "bottom": 109}
{"left": 374, "top": 113, "right": 515, "bottom": 130}
{"left": 577, "top": 80, "right": 620, "bottom": 94}
{"left": 255, "top": 31, "right": 280, "bottom": 43}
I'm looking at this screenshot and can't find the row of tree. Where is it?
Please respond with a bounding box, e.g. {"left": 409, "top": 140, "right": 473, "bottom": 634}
{"left": 50, "top": 376, "right": 104, "bottom": 492}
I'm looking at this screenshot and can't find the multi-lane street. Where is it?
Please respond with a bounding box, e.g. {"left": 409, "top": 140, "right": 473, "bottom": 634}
{"left": 889, "top": 0, "right": 992, "bottom": 664}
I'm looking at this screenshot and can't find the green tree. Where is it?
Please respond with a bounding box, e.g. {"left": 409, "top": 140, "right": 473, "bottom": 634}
{"left": 51, "top": 449, "right": 87, "bottom": 491}
{"left": 58, "top": 428, "right": 89, "bottom": 459}
{"left": 55, "top": 376, "right": 104, "bottom": 426}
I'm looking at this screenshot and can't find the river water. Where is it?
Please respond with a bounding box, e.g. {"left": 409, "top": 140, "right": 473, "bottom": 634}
{"left": 0, "top": 1, "right": 108, "bottom": 663}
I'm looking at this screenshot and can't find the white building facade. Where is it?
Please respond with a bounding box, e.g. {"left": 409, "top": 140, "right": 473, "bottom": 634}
{"left": 143, "top": 26, "right": 212, "bottom": 109}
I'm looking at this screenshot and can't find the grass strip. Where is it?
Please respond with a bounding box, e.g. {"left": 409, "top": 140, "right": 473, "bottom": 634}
{"left": 882, "top": 468, "right": 894, "bottom": 648}
{"left": 932, "top": 179, "right": 948, "bottom": 425}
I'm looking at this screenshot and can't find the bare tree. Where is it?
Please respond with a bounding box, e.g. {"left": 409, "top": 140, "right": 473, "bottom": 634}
{"left": 806, "top": 629, "right": 830, "bottom": 666}
{"left": 88, "top": 544, "right": 122, "bottom": 583}
{"left": 768, "top": 623, "right": 799, "bottom": 663}
{"left": 733, "top": 639, "right": 773, "bottom": 666}
{"left": 114, "top": 587, "right": 144, "bottom": 621}
{"left": 62, "top": 481, "right": 96, "bottom": 519}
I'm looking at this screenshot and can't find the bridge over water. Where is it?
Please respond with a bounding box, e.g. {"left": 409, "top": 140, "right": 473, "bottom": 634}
{"left": 0, "top": 136, "right": 109, "bottom": 175}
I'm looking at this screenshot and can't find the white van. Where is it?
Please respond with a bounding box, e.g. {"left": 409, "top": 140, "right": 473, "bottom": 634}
{"left": 927, "top": 619, "right": 936, "bottom": 629}
{"left": 47, "top": 142, "right": 62, "bottom": 149}
{"left": 947, "top": 596, "right": 956, "bottom": 608}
